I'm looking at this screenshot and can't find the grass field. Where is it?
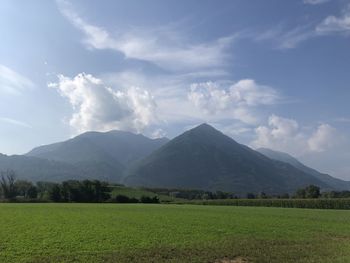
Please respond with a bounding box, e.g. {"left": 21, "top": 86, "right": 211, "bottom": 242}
{"left": 0, "top": 204, "right": 349, "bottom": 263}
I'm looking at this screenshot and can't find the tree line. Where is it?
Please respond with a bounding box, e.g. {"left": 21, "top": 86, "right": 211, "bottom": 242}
{"left": 1, "top": 170, "right": 349, "bottom": 203}
{"left": 0, "top": 170, "right": 159, "bottom": 203}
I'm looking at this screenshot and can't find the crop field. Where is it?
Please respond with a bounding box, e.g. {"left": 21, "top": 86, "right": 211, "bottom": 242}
{"left": 0, "top": 204, "right": 349, "bottom": 263}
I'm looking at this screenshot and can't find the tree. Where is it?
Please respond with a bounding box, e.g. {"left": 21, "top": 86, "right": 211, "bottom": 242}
{"left": 0, "top": 170, "right": 17, "bottom": 199}
{"left": 305, "top": 185, "right": 320, "bottom": 199}
{"left": 295, "top": 188, "right": 306, "bottom": 199}
{"left": 294, "top": 185, "right": 320, "bottom": 199}
{"left": 259, "top": 192, "right": 268, "bottom": 199}
{"left": 246, "top": 193, "right": 256, "bottom": 199}
{"left": 49, "top": 184, "right": 62, "bottom": 202}
{"left": 14, "top": 180, "right": 34, "bottom": 198}
{"left": 27, "top": 186, "right": 38, "bottom": 199}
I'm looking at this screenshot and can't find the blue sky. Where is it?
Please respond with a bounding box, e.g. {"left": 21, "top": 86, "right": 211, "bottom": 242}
{"left": 1, "top": 0, "right": 350, "bottom": 179}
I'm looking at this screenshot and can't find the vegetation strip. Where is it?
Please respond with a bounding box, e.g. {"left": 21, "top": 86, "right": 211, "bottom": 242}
{"left": 181, "top": 198, "right": 350, "bottom": 209}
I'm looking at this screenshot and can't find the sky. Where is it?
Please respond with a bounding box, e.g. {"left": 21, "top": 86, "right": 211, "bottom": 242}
{"left": 1, "top": 0, "right": 350, "bottom": 179}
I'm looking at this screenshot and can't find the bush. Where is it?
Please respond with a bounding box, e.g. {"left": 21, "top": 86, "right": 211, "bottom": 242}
{"left": 140, "top": 196, "right": 159, "bottom": 204}
{"left": 115, "top": 195, "right": 138, "bottom": 203}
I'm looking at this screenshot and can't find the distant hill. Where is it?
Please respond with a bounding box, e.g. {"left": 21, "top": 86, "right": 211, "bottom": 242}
{"left": 0, "top": 154, "right": 85, "bottom": 182}
{"left": 257, "top": 148, "right": 350, "bottom": 190}
{"left": 25, "top": 130, "right": 169, "bottom": 181}
{"left": 124, "top": 124, "right": 329, "bottom": 195}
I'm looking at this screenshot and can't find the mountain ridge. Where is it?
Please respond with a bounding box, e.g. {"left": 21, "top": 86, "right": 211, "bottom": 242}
{"left": 124, "top": 124, "right": 330, "bottom": 195}
{"left": 257, "top": 147, "right": 350, "bottom": 190}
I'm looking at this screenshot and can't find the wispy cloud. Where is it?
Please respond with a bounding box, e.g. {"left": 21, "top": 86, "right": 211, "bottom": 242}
{"left": 0, "top": 117, "right": 32, "bottom": 128}
{"left": 0, "top": 64, "right": 35, "bottom": 95}
{"left": 255, "top": 24, "right": 316, "bottom": 49}
{"left": 316, "top": 5, "right": 350, "bottom": 34}
{"left": 255, "top": 4, "right": 350, "bottom": 49}
{"left": 56, "top": 0, "right": 235, "bottom": 72}
{"left": 303, "top": 0, "right": 330, "bottom": 5}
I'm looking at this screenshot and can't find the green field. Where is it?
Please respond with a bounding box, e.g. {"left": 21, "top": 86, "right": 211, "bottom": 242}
{"left": 0, "top": 204, "right": 349, "bottom": 263}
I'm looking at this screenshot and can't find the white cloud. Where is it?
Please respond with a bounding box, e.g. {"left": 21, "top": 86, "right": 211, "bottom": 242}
{"left": 188, "top": 79, "right": 279, "bottom": 124}
{"left": 0, "top": 64, "right": 34, "bottom": 95}
{"left": 255, "top": 25, "right": 316, "bottom": 49}
{"left": 0, "top": 117, "right": 32, "bottom": 128}
{"left": 56, "top": 0, "right": 234, "bottom": 72}
{"left": 251, "top": 114, "right": 338, "bottom": 156}
{"left": 303, "top": 0, "right": 330, "bottom": 5}
{"left": 316, "top": 5, "right": 350, "bottom": 34}
{"left": 151, "top": 128, "right": 167, "bottom": 139}
{"left": 307, "top": 124, "right": 336, "bottom": 152}
{"left": 255, "top": 4, "right": 350, "bottom": 49}
{"left": 49, "top": 73, "right": 157, "bottom": 133}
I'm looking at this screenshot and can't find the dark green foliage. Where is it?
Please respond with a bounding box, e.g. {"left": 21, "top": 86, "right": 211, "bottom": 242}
{"left": 14, "top": 180, "right": 36, "bottom": 198}
{"left": 48, "top": 180, "right": 111, "bottom": 202}
{"left": 140, "top": 195, "right": 159, "bottom": 203}
{"left": 322, "top": 190, "right": 350, "bottom": 198}
{"left": 115, "top": 194, "right": 139, "bottom": 203}
{"left": 49, "top": 184, "right": 62, "bottom": 202}
{"left": 27, "top": 185, "right": 38, "bottom": 199}
{"left": 305, "top": 185, "right": 321, "bottom": 198}
{"left": 246, "top": 193, "right": 256, "bottom": 199}
{"left": 125, "top": 124, "right": 329, "bottom": 195}
{"left": 294, "top": 185, "right": 321, "bottom": 199}
{"left": 0, "top": 170, "right": 17, "bottom": 199}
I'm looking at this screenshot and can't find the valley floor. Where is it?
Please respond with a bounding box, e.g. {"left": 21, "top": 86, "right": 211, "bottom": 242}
{"left": 0, "top": 204, "right": 349, "bottom": 262}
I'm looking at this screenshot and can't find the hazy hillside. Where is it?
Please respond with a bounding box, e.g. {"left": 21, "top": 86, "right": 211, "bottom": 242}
{"left": 257, "top": 148, "right": 350, "bottom": 190}
{"left": 125, "top": 124, "right": 329, "bottom": 195}
{"left": 0, "top": 154, "right": 85, "bottom": 182}
{"left": 27, "top": 130, "right": 169, "bottom": 165}
{"left": 26, "top": 130, "right": 169, "bottom": 181}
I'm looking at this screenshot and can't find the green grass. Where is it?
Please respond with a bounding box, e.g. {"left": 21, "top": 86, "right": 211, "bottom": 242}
{"left": 0, "top": 204, "right": 349, "bottom": 262}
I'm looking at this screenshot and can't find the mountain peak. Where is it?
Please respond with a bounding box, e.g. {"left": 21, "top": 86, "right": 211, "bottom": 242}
{"left": 190, "top": 123, "right": 221, "bottom": 134}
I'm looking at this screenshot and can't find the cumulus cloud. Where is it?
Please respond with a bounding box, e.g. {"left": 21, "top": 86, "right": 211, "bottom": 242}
{"left": 251, "top": 114, "right": 337, "bottom": 156}
{"left": 49, "top": 73, "right": 157, "bottom": 133}
{"left": 56, "top": 0, "right": 234, "bottom": 72}
{"left": 0, "top": 64, "right": 35, "bottom": 95}
{"left": 188, "top": 79, "right": 279, "bottom": 124}
{"left": 307, "top": 124, "right": 336, "bottom": 152}
{"left": 316, "top": 5, "right": 350, "bottom": 34}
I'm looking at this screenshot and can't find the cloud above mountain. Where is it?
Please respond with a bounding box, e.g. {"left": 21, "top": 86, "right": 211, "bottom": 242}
{"left": 188, "top": 80, "right": 279, "bottom": 124}
{"left": 49, "top": 73, "right": 157, "bottom": 133}
{"left": 251, "top": 114, "right": 337, "bottom": 156}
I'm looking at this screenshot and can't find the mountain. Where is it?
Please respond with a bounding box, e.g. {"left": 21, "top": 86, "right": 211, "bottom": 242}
{"left": 257, "top": 148, "right": 350, "bottom": 190}
{"left": 0, "top": 154, "right": 85, "bottom": 182}
{"left": 124, "top": 124, "right": 329, "bottom": 195}
{"left": 26, "top": 130, "right": 169, "bottom": 181}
